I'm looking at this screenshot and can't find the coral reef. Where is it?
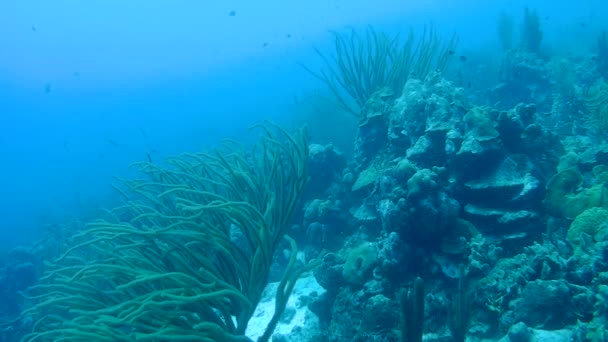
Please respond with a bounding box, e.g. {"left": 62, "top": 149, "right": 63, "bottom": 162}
{"left": 7, "top": 9, "right": 608, "bottom": 342}
{"left": 308, "top": 68, "right": 607, "bottom": 341}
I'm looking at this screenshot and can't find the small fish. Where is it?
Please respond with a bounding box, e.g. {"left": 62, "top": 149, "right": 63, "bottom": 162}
{"left": 72, "top": 71, "right": 80, "bottom": 77}
{"left": 459, "top": 55, "right": 467, "bottom": 62}
{"left": 31, "top": 25, "right": 36, "bottom": 32}
{"left": 286, "top": 34, "right": 292, "bottom": 38}
{"left": 229, "top": 10, "right": 236, "bottom": 16}
{"left": 448, "top": 50, "right": 456, "bottom": 55}
{"left": 467, "top": 81, "right": 472, "bottom": 88}
{"left": 106, "top": 139, "right": 119, "bottom": 147}
{"left": 139, "top": 127, "right": 148, "bottom": 139}
{"left": 44, "top": 83, "right": 52, "bottom": 94}
{"left": 262, "top": 42, "right": 269, "bottom": 47}
{"left": 146, "top": 153, "right": 153, "bottom": 163}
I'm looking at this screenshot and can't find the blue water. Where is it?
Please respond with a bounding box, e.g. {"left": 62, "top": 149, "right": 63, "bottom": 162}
{"left": 0, "top": 0, "right": 605, "bottom": 255}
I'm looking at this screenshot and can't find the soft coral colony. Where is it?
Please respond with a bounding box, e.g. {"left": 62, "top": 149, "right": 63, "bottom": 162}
{"left": 21, "top": 123, "right": 314, "bottom": 342}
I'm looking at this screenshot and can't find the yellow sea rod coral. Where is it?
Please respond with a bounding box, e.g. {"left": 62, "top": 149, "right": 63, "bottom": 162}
{"left": 21, "top": 123, "right": 313, "bottom": 342}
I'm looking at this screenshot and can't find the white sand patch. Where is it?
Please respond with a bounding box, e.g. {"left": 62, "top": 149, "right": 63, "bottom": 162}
{"left": 246, "top": 274, "right": 325, "bottom": 341}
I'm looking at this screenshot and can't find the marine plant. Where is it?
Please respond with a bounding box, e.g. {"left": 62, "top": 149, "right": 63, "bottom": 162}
{"left": 584, "top": 78, "right": 608, "bottom": 134}
{"left": 21, "top": 123, "right": 314, "bottom": 342}
{"left": 496, "top": 11, "right": 514, "bottom": 51}
{"left": 586, "top": 285, "right": 608, "bottom": 341}
{"left": 597, "top": 31, "right": 608, "bottom": 77}
{"left": 449, "top": 266, "right": 470, "bottom": 342}
{"left": 303, "top": 26, "right": 457, "bottom": 117}
{"left": 520, "top": 7, "right": 543, "bottom": 53}
{"left": 400, "top": 277, "right": 424, "bottom": 342}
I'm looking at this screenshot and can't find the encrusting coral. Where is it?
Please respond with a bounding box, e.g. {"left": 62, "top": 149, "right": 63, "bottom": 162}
{"left": 21, "top": 123, "right": 313, "bottom": 342}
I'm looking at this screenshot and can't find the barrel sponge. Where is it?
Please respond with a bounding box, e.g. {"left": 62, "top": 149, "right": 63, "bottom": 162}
{"left": 342, "top": 242, "right": 378, "bottom": 285}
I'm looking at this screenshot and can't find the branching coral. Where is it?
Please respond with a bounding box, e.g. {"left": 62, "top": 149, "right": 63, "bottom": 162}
{"left": 21, "top": 123, "right": 313, "bottom": 342}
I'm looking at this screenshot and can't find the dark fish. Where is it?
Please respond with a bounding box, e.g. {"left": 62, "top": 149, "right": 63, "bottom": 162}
{"left": 98, "top": 153, "right": 105, "bottom": 160}
{"left": 467, "top": 81, "right": 472, "bottom": 88}
{"left": 229, "top": 10, "right": 236, "bottom": 16}
{"left": 286, "top": 34, "right": 292, "bottom": 38}
{"left": 139, "top": 127, "right": 148, "bottom": 139}
{"left": 73, "top": 71, "right": 80, "bottom": 77}
{"left": 106, "top": 139, "right": 119, "bottom": 147}
{"left": 31, "top": 25, "right": 36, "bottom": 32}
{"left": 448, "top": 50, "right": 456, "bottom": 55}
{"left": 459, "top": 55, "right": 467, "bottom": 62}
{"left": 262, "top": 42, "right": 269, "bottom": 47}
{"left": 146, "top": 153, "right": 153, "bottom": 163}
{"left": 44, "top": 83, "right": 51, "bottom": 94}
